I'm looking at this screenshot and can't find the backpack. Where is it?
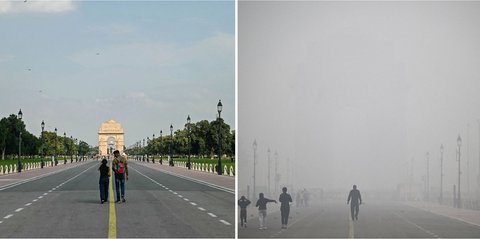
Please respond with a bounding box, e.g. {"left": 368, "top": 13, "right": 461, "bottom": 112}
{"left": 117, "top": 161, "right": 125, "bottom": 174}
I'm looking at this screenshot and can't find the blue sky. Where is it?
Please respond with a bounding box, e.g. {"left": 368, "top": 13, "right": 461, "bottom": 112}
{"left": 0, "top": 0, "right": 234, "bottom": 146}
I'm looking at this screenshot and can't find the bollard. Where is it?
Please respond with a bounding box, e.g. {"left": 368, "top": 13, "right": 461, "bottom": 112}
{"left": 224, "top": 165, "right": 228, "bottom": 175}
{"left": 229, "top": 166, "right": 234, "bottom": 176}
{"left": 0, "top": 165, "right": 3, "bottom": 175}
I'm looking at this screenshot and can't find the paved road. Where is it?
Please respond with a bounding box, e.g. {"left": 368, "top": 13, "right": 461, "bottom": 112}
{"left": 0, "top": 160, "right": 234, "bottom": 238}
{"left": 239, "top": 201, "right": 480, "bottom": 238}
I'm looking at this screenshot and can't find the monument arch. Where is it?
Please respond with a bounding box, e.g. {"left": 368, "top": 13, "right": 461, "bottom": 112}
{"left": 98, "top": 120, "right": 124, "bottom": 156}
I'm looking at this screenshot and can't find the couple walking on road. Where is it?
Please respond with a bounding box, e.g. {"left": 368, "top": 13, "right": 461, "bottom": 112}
{"left": 98, "top": 150, "right": 129, "bottom": 204}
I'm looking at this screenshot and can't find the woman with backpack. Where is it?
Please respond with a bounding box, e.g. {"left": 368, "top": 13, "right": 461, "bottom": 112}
{"left": 98, "top": 158, "right": 110, "bottom": 204}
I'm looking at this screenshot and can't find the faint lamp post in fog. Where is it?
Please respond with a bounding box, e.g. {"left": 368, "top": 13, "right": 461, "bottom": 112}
{"left": 440, "top": 144, "right": 444, "bottom": 205}
{"left": 253, "top": 139, "right": 257, "bottom": 200}
{"left": 187, "top": 115, "right": 191, "bottom": 170}
{"left": 457, "top": 134, "right": 462, "bottom": 208}
{"left": 426, "top": 152, "right": 430, "bottom": 201}
{"left": 274, "top": 150, "right": 279, "bottom": 197}
{"left": 267, "top": 148, "right": 271, "bottom": 196}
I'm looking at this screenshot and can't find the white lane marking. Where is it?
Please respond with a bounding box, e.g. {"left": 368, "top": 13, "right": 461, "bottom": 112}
{"left": 0, "top": 161, "right": 88, "bottom": 191}
{"left": 198, "top": 207, "right": 206, "bottom": 211}
{"left": 348, "top": 217, "right": 354, "bottom": 238}
{"left": 52, "top": 188, "right": 56, "bottom": 190}
{"left": 219, "top": 220, "right": 231, "bottom": 225}
{"left": 15, "top": 208, "right": 24, "bottom": 212}
{"left": 133, "top": 161, "right": 234, "bottom": 194}
{"left": 38, "top": 196, "right": 43, "bottom": 199}
{"left": 165, "top": 187, "right": 169, "bottom": 190}
{"left": 207, "top": 213, "right": 217, "bottom": 218}
{"left": 168, "top": 190, "right": 173, "bottom": 192}
{"left": 0, "top": 221, "right": 3, "bottom": 224}
{"left": 190, "top": 202, "right": 197, "bottom": 206}
{"left": 178, "top": 195, "right": 183, "bottom": 198}
{"left": 32, "top": 199, "right": 38, "bottom": 202}
{"left": 4, "top": 214, "right": 13, "bottom": 219}
{"left": 25, "top": 203, "right": 32, "bottom": 206}
{"left": 43, "top": 193, "right": 48, "bottom": 195}
{"left": 184, "top": 198, "right": 189, "bottom": 201}
{"left": 392, "top": 211, "right": 439, "bottom": 238}
{"left": 48, "top": 190, "right": 52, "bottom": 193}
{"left": 173, "top": 192, "right": 178, "bottom": 195}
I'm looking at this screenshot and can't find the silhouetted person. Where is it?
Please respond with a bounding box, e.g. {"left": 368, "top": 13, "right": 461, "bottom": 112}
{"left": 256, "top": 192, "right": 277, "bottom": 230}
{"left": 98, "top": 158, "right": 110, "bottom": 204}
{"left": 238, "top": 195, "right": 251, "bottom": 228}
{"left": 347, "top": 185, "right": 362, "bottom": 220}
{"left": 279, "top": 187, "right": 293, "bottom": 229}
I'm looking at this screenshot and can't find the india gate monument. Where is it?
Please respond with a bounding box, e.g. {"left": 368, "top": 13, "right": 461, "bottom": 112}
{"left": 98, "top": 119, "right": 125, "bottom": 156}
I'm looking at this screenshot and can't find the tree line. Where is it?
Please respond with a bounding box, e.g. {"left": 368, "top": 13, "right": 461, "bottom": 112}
{"left": 125, "top": 118, "right": 235, "bottom": 159}
{"left": 0, "top": 114, "right": 91, "bottom": 160}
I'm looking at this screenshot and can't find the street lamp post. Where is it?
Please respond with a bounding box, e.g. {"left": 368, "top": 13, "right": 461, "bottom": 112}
{"left": 253, "top": 139, "right": 257, "bottom": 200}
{"left": 440, "top": 144, "right": 444, "bottom": 204}
{"left": 275, "top": 150, "right": 279, "bottom": 197}
{"left": 457, "top": 135, "right": 462, "bottom": 208}
{"left": 187, "top": 115, "right": 191, "bottom": 170}
{"left": 170, "top": 124, "right": 174, "bottom": 166}
{"left": 426, "top": 152, "right": 430, "bottom": 201}
{"left": 267, "top": 148, "right": 271, "bottom": 196}
{"left": 152, "top": 134, "right": 155, "bottom": 163}
{"left": 160, "top": 130, "right": 163, "bottom": 165}
{"left": 217, "top": 100, "right": 223, "bottom": 175}
{"left": 54, "top": 128, "right": 58, "bottom": 165}
{"left": 17, "top": 109, "right": 23, "bottom": 172}
{"left": 70, "top": 136, "right": 73, "bottom": 163}
{"left": 41, "top": 120, "right": 45, "bottom": 168}
{"left": 63, "top": 132, "right": 67, "bottom": 164}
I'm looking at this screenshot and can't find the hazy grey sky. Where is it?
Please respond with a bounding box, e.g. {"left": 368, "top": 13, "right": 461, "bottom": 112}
{"left": 0, "top": 1, "right": 234, "bottom": 146}
{"left": 239, "top": 1, "right": 480, "bottom": 194}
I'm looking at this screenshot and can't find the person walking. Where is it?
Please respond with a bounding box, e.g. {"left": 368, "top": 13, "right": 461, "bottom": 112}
{"left": 347, "top": 185, "right": 362, "bottom": 221}
{"left": 256, "top": 192, "right": 277, "bottom": 230}
{"left": 279, "top": 187, "right": 293, "bottom": 229}
{"left": 98, "top": 158, "right": 110, "bottom": 204}
{"left": 112, "top": 150, "right": 128, "bottom": 203}
{"left": 238, "top": 195, "right": 251, "bottom": 228}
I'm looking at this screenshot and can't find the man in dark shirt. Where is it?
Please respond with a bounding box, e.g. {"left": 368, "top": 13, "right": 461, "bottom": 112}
{"left": 347, "top": 185, "right": 362, "bottom": 220}
{"left": 256, "top": 193, "right": 277, "bottom": 229}
{"left": 238, "top": 196, "right": 251, "bottom": 228}
{"left": 279, "top": 187, "right": 293, "bottom": 229}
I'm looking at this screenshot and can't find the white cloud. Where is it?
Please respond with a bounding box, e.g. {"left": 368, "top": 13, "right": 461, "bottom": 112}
{"left": 0, "top": 0, "right": 75, "bottom": 14}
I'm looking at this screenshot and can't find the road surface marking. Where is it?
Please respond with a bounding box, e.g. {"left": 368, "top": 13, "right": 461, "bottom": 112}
{"left": 48, "top": 190, "right": 52, "bottom": 193}
{"left": 0, "top": 221, "right": 3, "bottom": 224}
{"left": 348, "top": 217, "right": 354, "bottom": 238}
{"left": 178, "top": 195, "right": 183, "bottom": 198}
{"left": 4, "top": 214, "right": 13, "bottom": 219}
{"left": 172, "top": 192, "right": 178, "bottom": 195}
{"left": 135, "top": 162, "right": 234, "bottom": 194}
{"left": 25, "top": 203, "right": 32, "bottom": 206}
{"left": 15, "top": 208, "right": 23, "bottom": 212}
{"left": 38, "top": 196, "right": 43, "bottom": 199}
{"left": 208, "top": 213, "right": 217, "bottom": 218}
{"left": 108, "top": 167, "right": 117, "bottom": 239}
{"left": 198, "top": 207, "right": 206, "bottom": 211}
{"left": 184, "top": 198, "right": 190, "bottom": 201}
{"left": 32, "top": 199, "right": 38, "bottom": 202}
{"left": 392, "top": 211, "right": 439, "bottom": 238}
{"left": 43, "top": 193, "right": 48, "bottom": 195}
{"left": 190, "top": 202, "right": 197, "bottom": 206}
{"left": 219, "top": 220, "right": 231, "bottom": 225}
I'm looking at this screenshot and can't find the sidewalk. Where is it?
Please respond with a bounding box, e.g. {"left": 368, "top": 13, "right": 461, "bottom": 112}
{"left": 0, "top": 160, "right": 90, "bottom": 189}
{"left": 404, "top": 201, "right": 480, "bottom": 227}
{"left": 131, "top": 161, "right": 234, "bottom": 192}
